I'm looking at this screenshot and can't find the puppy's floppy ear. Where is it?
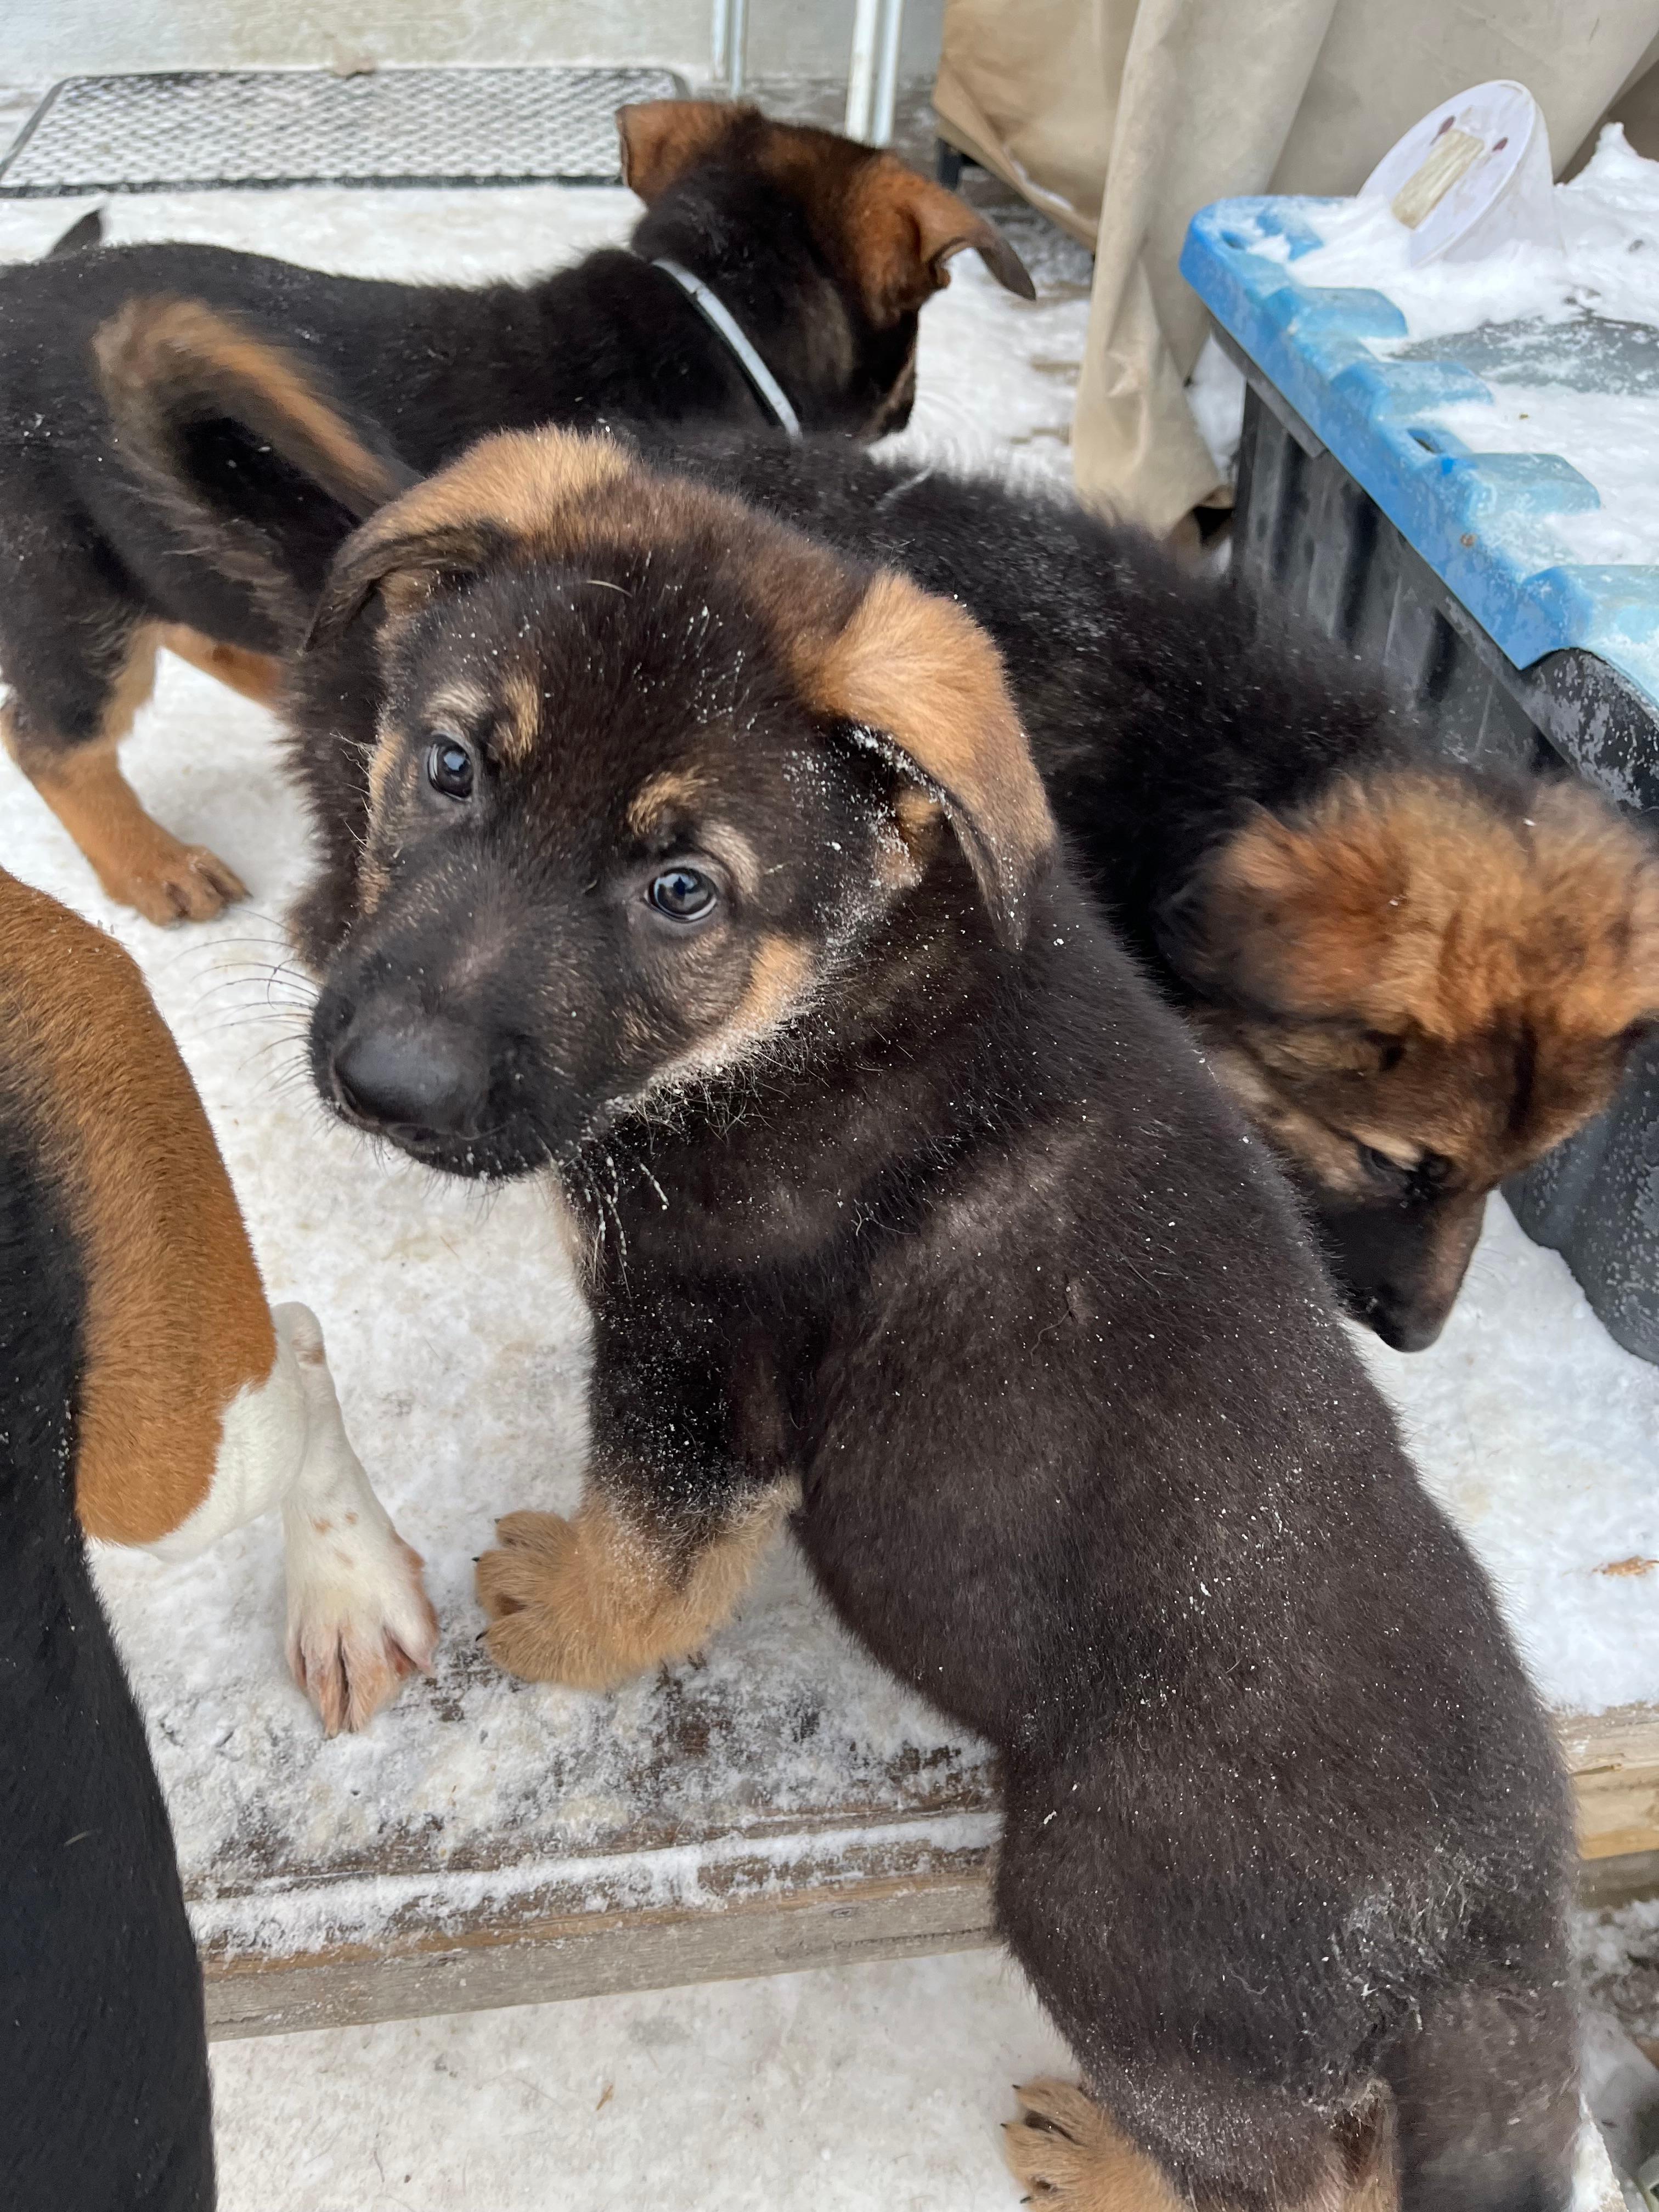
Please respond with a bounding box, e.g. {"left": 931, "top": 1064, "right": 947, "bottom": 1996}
{"left": 806, "top": 572, "right": 1054, "bottom": 946}
{"left": 304, "top": 428, "right": 635, "bottom": 650}
{"left": 848, "top": 160, "right": 1036, "bottom": 318}
{"left": 617, "top": 99, "right": 746, "bottom": 203}
{"left": 304, "top": 518, "right": 500, "bottom": 649}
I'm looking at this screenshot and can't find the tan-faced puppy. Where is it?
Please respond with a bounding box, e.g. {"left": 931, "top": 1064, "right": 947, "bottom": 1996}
{"left": 0, "top": 101, "right": 1030, "bottom": 925}
{"left": 278, "top": 428, "right": 1577, "bottom": 2210}
{"left": 0, "top": 867, "right": 437, "bottom": 1732}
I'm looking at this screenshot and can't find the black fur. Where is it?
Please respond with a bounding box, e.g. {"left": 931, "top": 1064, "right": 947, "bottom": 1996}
{"left": 0, "top": 1078, "right": 213, "bottom": 2211}
{"left": 290, "top": 460, "right": 1579, "bottom": 2209}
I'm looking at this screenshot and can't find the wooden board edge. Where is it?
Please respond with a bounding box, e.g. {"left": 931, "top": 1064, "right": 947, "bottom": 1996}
{"left": 205, "top": 1865, "right": 1000, "bottom": 2040}
{"left": 1559, "top": 1705, "right": 1659, "bottom": 1860}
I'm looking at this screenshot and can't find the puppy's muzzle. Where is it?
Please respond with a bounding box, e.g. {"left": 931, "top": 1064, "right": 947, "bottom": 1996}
{"left": 331, "top": 1014, "right": 489, "bottom": 1139}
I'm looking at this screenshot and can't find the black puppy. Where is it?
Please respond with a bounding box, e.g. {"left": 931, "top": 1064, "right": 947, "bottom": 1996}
{"left": 1, "top": 869, "right": 213, "bottom": 2212}
{"left": 0, "top": 101, "right": 1030, "bottom": 924}
{"left": 283, "top": 427, "right": 1576, "bottom": 2209}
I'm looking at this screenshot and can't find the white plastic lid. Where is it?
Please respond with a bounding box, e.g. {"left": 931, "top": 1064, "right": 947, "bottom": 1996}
{"left": 1361, "top": 80, "right": 1561, "bottom": 266}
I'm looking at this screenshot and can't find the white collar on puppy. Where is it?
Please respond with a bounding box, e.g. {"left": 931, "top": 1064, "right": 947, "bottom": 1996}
{"left": 651, "top": 258, "right": 803, "bottom": 440}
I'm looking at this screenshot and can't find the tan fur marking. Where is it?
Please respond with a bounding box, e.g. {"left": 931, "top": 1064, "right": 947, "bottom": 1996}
{"left": 156, "top": 625, "right": 283, "bottom": 709}
{"left": 1187, "top": 772, "right": 1659, "bottom": 1242}
{"left": 805, "top": 569, "right": 1054, "bottom": 940}
{"left": 707, "top": 934, "right": 814, "bottom": 1063}
{"left": 626, "top": 769, "right": 708, "bottom": 838}
{"left": 4, "top": 631, "right": 247, "bottom": 924}
{"left": 496, "top": 669, "right": 543, "bottom": 765}
{"left": 0, "top": 868, "right": 276, "bottom": 1542}
{"left": 352, "top": 432, "right": 628, "bottom": 567}
{"left": 475, "top": 1482, "right": 794, "bottom": 1688}
{"left": 1003, "top": 2080, "right": 1396, "bottom": 2212}
{"left": 1199, "top": 773, "right": 1659, "bottom": 1041}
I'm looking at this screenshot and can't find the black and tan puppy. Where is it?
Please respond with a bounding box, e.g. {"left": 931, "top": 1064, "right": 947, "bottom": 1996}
{"left": 273, "top": 426, "right": 1577, "bottom": 2209}
{"left": 89, "top": 304, "right": 1659, "bottom": 1348}
{"left": 0, "top": 101, "right": 1030, "bottom": 926}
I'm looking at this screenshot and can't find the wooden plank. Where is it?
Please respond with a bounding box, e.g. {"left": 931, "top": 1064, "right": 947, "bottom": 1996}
{"left": 198, "top": 1705, "right": 1659, "bottom": 2040}
{"left": 1560, "top": 1706, "right": 1659, "bottom": 1860}
{"left": 206, "top": 1865, "right": 997, "bottom": 2039}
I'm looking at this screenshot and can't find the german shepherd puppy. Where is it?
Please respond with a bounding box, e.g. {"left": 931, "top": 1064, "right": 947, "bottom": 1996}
{"left": 275, "top": 425, "right": 1575, "bottom": 2209}
{"left": 92, "top": 292, "right": 1659, "bottom": 1349}
{"left": 0, "top": 102, "right": 1030, "bottom": 926}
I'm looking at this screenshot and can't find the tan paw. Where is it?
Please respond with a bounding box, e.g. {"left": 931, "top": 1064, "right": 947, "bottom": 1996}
{"left": 1004, "top": 2081, "right": 1182, "bottom": 2211}
{"left": 287, "top": 1531, "right": 439, "bottom": 1736}
{"left": 101, "top": 832, "right": 247, "bottom": 925}
{"left": 475, "top": 1510, "right": 616, "bottom": 1686}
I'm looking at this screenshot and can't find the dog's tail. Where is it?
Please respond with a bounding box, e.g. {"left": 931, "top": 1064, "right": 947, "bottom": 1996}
{"left": 47, "top": 206, "right": 104, "bottom": 255}
{"left": 93, "top": 294, "right": 416, "bottom": 643}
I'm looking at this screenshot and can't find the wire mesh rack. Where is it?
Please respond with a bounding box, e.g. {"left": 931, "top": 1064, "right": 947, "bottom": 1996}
{"left": 0, "top": 67, "right": 689, "bottom": 195}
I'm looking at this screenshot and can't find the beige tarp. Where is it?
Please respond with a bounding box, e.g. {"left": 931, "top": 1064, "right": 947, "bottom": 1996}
{"left": 936, "top": 0, "right": 1659, "bottom": 537}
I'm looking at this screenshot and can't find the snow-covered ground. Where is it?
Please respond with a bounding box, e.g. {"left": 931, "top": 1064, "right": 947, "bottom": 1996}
{"left": 0, "top": 176, "right": 1647, "bottom": 2208}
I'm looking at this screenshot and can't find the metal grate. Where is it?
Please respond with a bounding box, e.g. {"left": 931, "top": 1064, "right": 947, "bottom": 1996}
{"left": 0, "top": 67, "right": 689, "bottom": 196}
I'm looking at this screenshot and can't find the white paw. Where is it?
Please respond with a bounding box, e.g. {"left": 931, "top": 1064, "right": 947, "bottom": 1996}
{"left": 285, "top": 1511, "right": 439, "bottom": 1736}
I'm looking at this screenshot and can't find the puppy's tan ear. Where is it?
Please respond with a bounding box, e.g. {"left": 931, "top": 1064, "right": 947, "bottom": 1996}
{"left": 848, "top": 161, "right": 1036, "bottom": 319}
{"left": 304, "top": 517, "right": 499, "bottom": 649}
{"left": 617, "top": 100, "right": 746, "bottom": 203}
{"left": 806, "top": 572, "right": 1054, "bottom": 946}
{"left": 1167, "top": 803, "right": 1397, "bottom": 1022}
{"left": 304, "top": 428, "right": 634, "bottom": 649}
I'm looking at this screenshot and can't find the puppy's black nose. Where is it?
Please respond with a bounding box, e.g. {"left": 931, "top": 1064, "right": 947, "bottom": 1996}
{"left": 332, "top": 1018, "right": 488, "bottom": 1136}
{"left": 1365, "top": 1293, "right": 1448, "bottom": 1355}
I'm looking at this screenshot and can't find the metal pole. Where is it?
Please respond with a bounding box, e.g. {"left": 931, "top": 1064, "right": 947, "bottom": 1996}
{"left": 872, "top": 0, "right": 904, "bottom": 149}
{"left": 727, "top": 0, "right": 748, "bottom": 98}
{"left": 845, "top": 0, "right": 882, "bottom": 142}
{"left": 712, "top": 0, "right": 749, "bottom": 99}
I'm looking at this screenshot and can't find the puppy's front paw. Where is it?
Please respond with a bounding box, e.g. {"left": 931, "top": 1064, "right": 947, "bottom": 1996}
{"left": 1004, "top": 2081, "right": 1175, "bottom": 2209}
{"left": 99, "top": 826, "right": 248, "bottom": 925}
{"left": 476, "top": 1510, "right": 632, "bottom": 1689}
{"left": 286, "top": 1523, "right": 438, "bottom": 1736}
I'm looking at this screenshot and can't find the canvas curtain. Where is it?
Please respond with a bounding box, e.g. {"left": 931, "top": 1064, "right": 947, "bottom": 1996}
{"left": 935, "top": 0, "right": 1659, "bottom": 537}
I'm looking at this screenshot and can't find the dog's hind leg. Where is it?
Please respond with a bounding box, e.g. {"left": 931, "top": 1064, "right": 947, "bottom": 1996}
{"left": 156, "top": 622, "right": 284, "bottom": 710}
{"left": 1004, "top": 2079, "right": 1398, "bottom": 2212}
{"left": 3, "top": 617, "right": 248, "bottom": 924}
{"left": 476, "top": 1480, "right": 794, "bottom": 1689}
{"left": 1380, "top": 1970, "right": 1578, "bottom": 2212}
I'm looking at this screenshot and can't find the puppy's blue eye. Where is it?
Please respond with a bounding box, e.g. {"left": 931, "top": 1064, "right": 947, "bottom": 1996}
{"left": 649, "top": 867, "right": 716, "bottom": 921}
{"left": 426, "top": 740, "right": 473, "bottom": 800}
